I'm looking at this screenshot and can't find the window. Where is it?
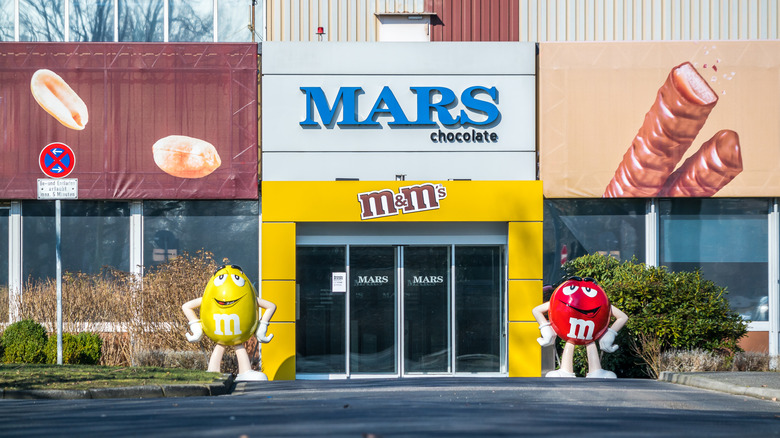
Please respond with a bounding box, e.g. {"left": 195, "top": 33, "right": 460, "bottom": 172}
{"left": 169, "top": 0, "right": 213, "bottom": 42}
{"left": 0, "top": 206, "right": 8, "bottom": 322}
{"left": 454, "top": 246, "right": 502, "bottom": 372}
{"left": 6, "top": 0, "right": 253, "bottom": 42}
{"left": 21, "top": 201, "right": 130, "bottom": 282}
{"left": 70, "top": 0, "right": 115, "bottom": 42}
{"left": 20, "top": 0, "right": 64, "bottom": 41}
{"left": 218, "top": 0, "right": 253, "bottom": 42}
{"left": 118, "top": 0, "right": 163, "bottom": 42}
{"left": 659, "top": 198, "right": 769, "bottom": 322}
{"left": 143, "top": 200, "right": 259, "bottom": 284}
{"left": 544, "top": 199, "right": 646, "bottom": 285}
{"left": 0, "top": 0, "right": 13, "bottom": 41}
{"left": 296, "top": 244, "right": 504, "bottom": 377}
{"left": 296, "top": 246, "right": 347, "bottom": 374}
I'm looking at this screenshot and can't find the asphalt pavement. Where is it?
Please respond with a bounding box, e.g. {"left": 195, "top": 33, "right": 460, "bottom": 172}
{"left": 1, "top": 374, "right": 778, "bottom": 437}
{"left": 1, "top": 370, "right": 779, "bottom": 402}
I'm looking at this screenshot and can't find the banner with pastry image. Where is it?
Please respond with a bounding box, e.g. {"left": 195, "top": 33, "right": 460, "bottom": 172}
{"left": 0, "top": 43, "right": 258, "bottom": 200}
{"left": 539, "top": 41, "right": 780, "bottom": 198}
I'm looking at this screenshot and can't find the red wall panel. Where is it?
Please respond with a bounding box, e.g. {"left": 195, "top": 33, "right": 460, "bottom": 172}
{"left": 0, "top": 43, "right": 258, "bottom": 200}
{"left": 428, "top": 0, "right": 519, "bottom": 42}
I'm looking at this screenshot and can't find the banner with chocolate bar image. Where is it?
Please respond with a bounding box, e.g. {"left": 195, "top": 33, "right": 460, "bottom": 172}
{"left": 0, "top": 43, "right": 258, "bottom": 200}
{"left": 539, "top": 41, "right": 780, "bottom": 198}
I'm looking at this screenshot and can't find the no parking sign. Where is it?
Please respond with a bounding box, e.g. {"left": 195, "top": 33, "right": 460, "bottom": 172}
{"left": 39, "top": 142, "right": 75, "bottom": 178}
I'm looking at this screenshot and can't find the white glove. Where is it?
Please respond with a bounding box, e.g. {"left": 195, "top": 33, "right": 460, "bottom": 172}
{"left": 599, "top": 328, "right": 619, "bottom": 353}
{"left": 537, "top": 323, "right": 556, "bottom": 347}
{"left": 185, "top": 320, "right": 203, "bottom": 342}
{"left": 256, "top": 321, "right": 274, "bottom": 343}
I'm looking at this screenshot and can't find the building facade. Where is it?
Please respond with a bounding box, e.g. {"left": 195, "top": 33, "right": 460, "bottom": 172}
{"left": 1, "top": 1, "right": 778, "bottom": 379}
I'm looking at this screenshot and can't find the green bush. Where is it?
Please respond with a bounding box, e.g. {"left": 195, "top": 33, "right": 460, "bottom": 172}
{"left": 1, "top": 319, "right": 48, "bottom": 364}
{"left": 558, "top": 254, "right": 748, "bottom": 378}
{"left": 45, "top": 332, "right": 102, "bottom": 365}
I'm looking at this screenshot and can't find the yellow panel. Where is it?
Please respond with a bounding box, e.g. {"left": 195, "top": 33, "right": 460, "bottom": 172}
{"left": 262, "top": 222, "right": 296, "bottom": 280}
{"left": 508, "top": 280, "right": 543, "bottom": 322}
{"left": 262, "top": 180, "right": 542, "bottom": 223}
{"left": 508, "top": 322, "right": 542, "bottom": 377}
{"left": 507, "top": 221, "right": 543, "bottom": 280}
{"left": 261, "top": 280, "right": 296, "bottom": 322}
{"left": 260, "top": 322, "right": 296, "bottom": 381}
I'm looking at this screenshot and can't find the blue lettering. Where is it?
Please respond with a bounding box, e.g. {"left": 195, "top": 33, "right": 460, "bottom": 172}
{"left": 363, "top": 86, "right": 411, "bottom": 126}
{"left": 410, "top": 86, "right": 459, "bottom": 126}
{"left": 300, "top": 86, "right": 362, "bottom": 126}
{"left": 301, "top": 85, "right": 501, "bottom": 128}
{"left": 459, "top": 86, "right": 500, "bottom": 126}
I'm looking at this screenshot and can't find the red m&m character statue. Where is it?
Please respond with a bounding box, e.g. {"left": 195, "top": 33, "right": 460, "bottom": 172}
{"left": 532, "top": 277, "right": 628, "bottom": 378}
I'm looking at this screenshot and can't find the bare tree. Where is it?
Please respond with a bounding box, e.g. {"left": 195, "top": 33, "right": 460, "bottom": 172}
{"left": 118, "top": 0, "right": 164, "bottom": 42}
{"left": 70, "top": 0, "right": 114, "bottom": 42}
{"left": 169, "top": 0, "right": 213, "bottom": 42}
{"left": 19, "top": 0, "right": 64, "bottom": 41}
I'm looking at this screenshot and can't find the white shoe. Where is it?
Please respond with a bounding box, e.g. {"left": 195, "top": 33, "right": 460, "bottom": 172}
{"left": 235, "top": 370, "right": 269, "bottom": 381}
{"left": 586, "top": 369, "right": 617, "bottom": 379}
{"left": 545, "top": 369, "right": 576, "bottom": 378}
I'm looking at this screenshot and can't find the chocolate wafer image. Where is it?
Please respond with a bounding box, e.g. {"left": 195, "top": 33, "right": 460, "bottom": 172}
{"left": 604, "top": 62, "right": 719, "bottom": 197}
{"left": 658, "top": 130, "right": 742, "bottom": 197}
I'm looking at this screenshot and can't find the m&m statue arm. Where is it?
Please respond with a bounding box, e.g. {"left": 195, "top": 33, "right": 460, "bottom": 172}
{"left": 598, "top": 305, "right": 628, "bottom": 353}
{"left": 255, "top": 297, "right": 277, "bottom": 343}
{"left": 181, "top": 297, "right": 204, "bottom": 342}
{"left": 532, "top": 301, "right": 557, "bottom": 347}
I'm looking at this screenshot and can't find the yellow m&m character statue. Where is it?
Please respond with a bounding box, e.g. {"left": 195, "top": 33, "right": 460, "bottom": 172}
{"left": 182, "top": 264, "right": 276, "bottom": 381}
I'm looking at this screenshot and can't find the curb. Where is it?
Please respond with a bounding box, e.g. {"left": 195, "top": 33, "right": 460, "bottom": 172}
{"left": 1, "top": 373, "right": 235, "bottom": 400}
{"left": 659, "top": 372, "right": 780, "bottom": 402}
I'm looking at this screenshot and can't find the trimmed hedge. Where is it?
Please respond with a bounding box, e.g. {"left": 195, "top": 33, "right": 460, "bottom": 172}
{"left": 558, "top": 254, "right": 748, "bottom": 378}
{"left": 45, "top": 332, "right": 102, "bottom": 365}
{"left": 1, "top": 319, "right": 48, "bottom": 364}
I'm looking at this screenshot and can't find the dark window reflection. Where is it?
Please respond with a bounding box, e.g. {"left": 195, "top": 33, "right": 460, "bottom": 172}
{"left": 70, "top": 0, "right": 114, "bottom": 42}
{"left": 22, "top": 201, "right": 130, "bottom": 282}
{"left": 143, "top": 200, "right": 259, "bottom": 284}
{"left": 20, "top": 0, "right": 64, "bottom": 41}
{"left": 455, "top": 246, "right": 502, "bottom": 372}
{"left": 544, "top": 199, "right": 646, "bottom": 285}
{"left": 118, "top": 0, "right": 163, "bottom": 42}
{"left": 350, "top": 246, "right": 397, "bottom": 374}
{"left": 404, "top": 246, "right": 450, "bottom": 373}
{"left": 296, "top": 246, "right": 346, "bottom": 374}
{"left": 0, "top": 208, "right": 8, "bottom": 285}
{"left": 659, "top": 198, "right": 769, "bottom": 321}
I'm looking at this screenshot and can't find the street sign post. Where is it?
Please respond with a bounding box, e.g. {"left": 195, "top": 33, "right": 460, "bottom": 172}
{"left": 37, "top": 179, "right": 78, "bottom": 200}
{"left": 38, "top": 143, "right": 77, "bottom": 365}
{"left": 39, "top": 142, "right": 75, "bottom": 179}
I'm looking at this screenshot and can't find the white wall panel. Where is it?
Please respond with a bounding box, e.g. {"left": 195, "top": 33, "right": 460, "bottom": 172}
{"left": 262, "top": 41, "right": 535, "bottom": 74}
{"left": 519, "top": 0, "right": 780, "bottom": 42}
{"left": 261, "top": 42, "right": 537, "bottom": 181}
{"left": 262, "top": 151, "right": 537, "bottom": 181}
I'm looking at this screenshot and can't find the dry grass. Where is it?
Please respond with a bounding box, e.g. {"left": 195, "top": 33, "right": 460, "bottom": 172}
{"left": 6, "top": 251, "right": 256, "bottom": 374}
{"left": 658, "top": 350, "right": 774, "bottom": 373}
{"left": 0, "top": 286, "right": 7, "bottom": 324}
{"left": 632, "top": 332, "right": 776, "bottom": 378}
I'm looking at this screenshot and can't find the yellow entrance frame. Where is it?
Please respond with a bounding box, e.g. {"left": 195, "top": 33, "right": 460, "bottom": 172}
{"left": 260, "top": 180, "right": 543, "bottom": 379}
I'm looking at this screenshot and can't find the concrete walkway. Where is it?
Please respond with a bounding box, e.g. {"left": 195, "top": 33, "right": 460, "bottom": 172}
{"left": 659, "top": 371, "right": 780, "bottom": 402}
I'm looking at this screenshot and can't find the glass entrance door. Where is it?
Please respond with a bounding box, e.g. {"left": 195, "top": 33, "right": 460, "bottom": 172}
{"left": 349, "top": 246, "right": 397, "bottom": 375}
{"left": 296, "top": 244, "right": 504, "bottom": 378}
{"left": 403, "top": 246, "right": 451, "bottom": 374}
